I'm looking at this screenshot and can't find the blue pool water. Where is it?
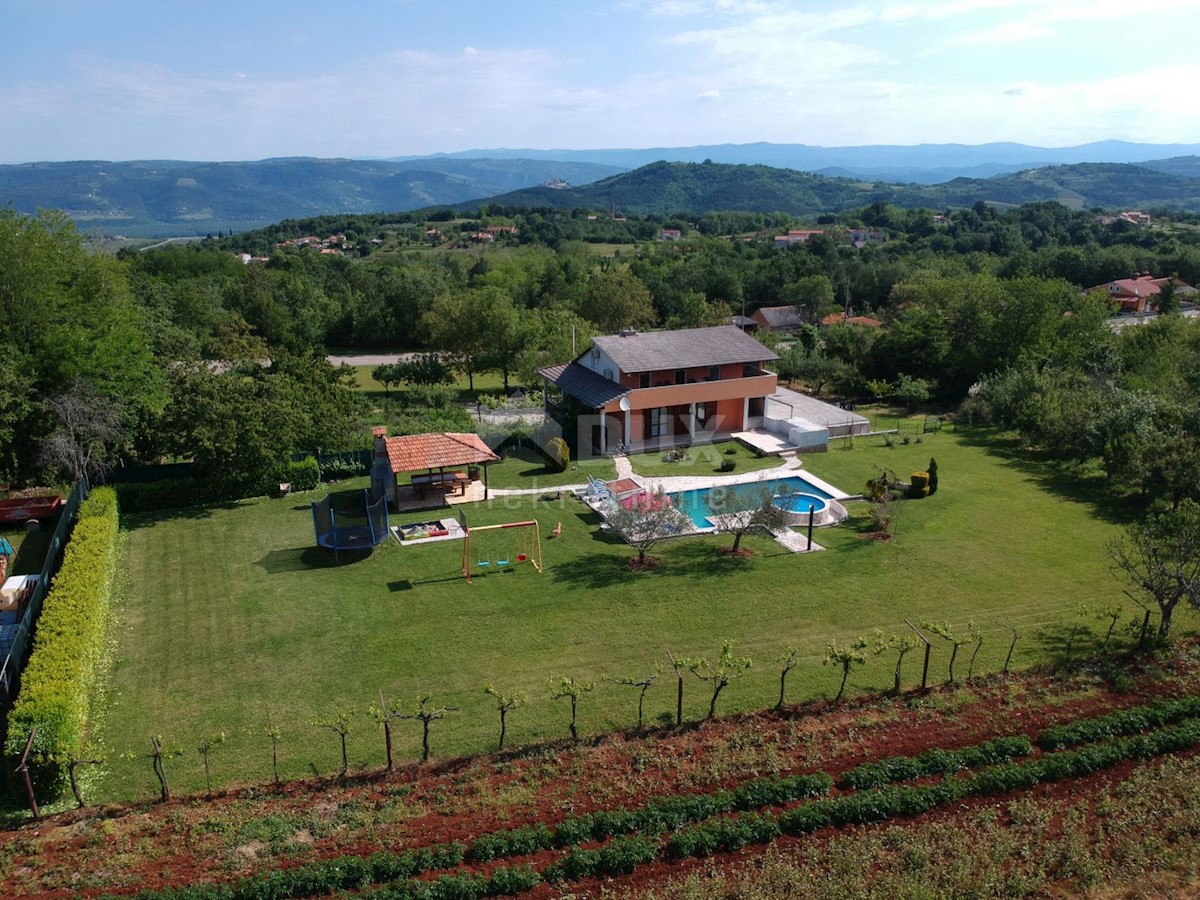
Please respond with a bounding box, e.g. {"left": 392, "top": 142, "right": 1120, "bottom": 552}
{"left": 671, "top": 476, "right": 834, "bottom": 528}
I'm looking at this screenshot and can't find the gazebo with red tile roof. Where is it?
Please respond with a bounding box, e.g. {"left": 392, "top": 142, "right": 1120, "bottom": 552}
{"left": 371, "top": 429, "right": 500, "bottom": 504}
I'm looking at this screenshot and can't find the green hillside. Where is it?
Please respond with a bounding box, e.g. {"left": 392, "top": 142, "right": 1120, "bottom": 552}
{"left": 0, "top": 157, "right": 625, "bottom": 237}
{"left": 473, "top": 159, "right": 1200, "bottom": 216}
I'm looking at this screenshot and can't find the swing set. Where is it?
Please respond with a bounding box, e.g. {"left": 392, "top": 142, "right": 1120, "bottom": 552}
{"left": 461, "top": 520, "right": 543, "bottom": 583}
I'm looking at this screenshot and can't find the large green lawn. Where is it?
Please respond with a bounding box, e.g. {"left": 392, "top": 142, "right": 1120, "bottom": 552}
{"left": 93, "top": 429, "right": 1146, "bottom": 802}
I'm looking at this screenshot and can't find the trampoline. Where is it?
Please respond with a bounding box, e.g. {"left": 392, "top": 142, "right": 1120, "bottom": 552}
{"left": 312, "top": 489, "right": 390, "bottom": 558}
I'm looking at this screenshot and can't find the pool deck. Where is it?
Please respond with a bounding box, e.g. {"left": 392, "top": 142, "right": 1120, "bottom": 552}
{"left": 486, "top": 452, "right": 847, "bottom": 554}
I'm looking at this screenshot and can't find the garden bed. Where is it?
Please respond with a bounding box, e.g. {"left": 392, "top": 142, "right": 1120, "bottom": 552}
{"left": 3, "top": 651, "right": 1200, "bottom": 897}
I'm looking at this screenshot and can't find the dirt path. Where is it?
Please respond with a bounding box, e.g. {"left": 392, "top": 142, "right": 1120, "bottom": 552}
{"left": 326, "top": 353, "right": 420, "bottom": 367}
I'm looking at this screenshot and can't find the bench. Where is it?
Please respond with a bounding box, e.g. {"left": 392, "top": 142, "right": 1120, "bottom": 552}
{"left": 409, "top": 472, "right": 469, "bottom": 498}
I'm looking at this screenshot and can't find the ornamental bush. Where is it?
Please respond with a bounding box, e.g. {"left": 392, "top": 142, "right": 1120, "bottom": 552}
{"left": 546, "top": 436, "right": 570, "bottom": 472}
{"left": 5, "top": 487, "right": 119, "bottom": 797}
{"left": 907, "top": 471, "right": 929, "bottom": 498}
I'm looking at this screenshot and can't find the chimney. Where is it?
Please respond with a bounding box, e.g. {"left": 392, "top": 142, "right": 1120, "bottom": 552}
{"left": 620, "top": 327, "right": 638, "bottom": 337}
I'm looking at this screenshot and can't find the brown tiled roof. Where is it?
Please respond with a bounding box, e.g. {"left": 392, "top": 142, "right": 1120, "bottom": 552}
{"left": 590, "top": 325, "right": 777, "bottom": 374}
{"left": 753, "top": 306, "right": 804, "bottom": 329}
{"left": 605, "top": 478, "right": 641, "bottom": 497}
{"left": 383, "top": 432, "right": 499, "bottom": 474}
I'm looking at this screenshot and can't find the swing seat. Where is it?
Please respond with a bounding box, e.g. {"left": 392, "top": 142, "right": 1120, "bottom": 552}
{"left": 496, "top": 559, "right": 510, "bottom": 567}
{"left": 477, "top": 560, "right": 490, "bottom": 568}
{"left": 516, "top": 553, "right": 528, "bottom": 562}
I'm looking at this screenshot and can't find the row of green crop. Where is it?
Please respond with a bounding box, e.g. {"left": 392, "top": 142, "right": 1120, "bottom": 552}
{"left": 86, "top": 732, "right": 1024, "bottom": 900}
{"left": 1036, "top": 695, "right": 1200, "bottom": 750}
{"left": 4, "top": 487, "right": 120, "bottom": 795}
{"left": 839, "top": 735, "right": 1032, "bottom": 790}
{"left": 99, "top": 843, "right": 467, "bottom": 900}
{"left": 667, "top": 716, "right": 1200, "bottom": 860}
{"left": 469, "top": 771, "right": 833, "bottom": 861}
{"left": 93, "top": 706, "right": 1200, "bottom": 900}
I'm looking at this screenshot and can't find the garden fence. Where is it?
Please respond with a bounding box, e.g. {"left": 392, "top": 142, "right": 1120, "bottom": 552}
{"left": 0, "top": 478, "right": 87, "bottom": 707}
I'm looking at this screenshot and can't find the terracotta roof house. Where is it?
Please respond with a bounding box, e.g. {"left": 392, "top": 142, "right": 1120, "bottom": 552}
{"left": 774, "top": 229, "right": 824, "bottom": 246}
{"left": 539, "top": 325, "right": 778, "bottom": 458}
{"left": 1087, "top": 272, "right": 1197, "bottom": 315}
{"left": 660, "top": 228, "right": 683, "bottom": 241}
{"left": 751, "top": 305, "right": 805, "bottom": 332}
{"left": 370, "top": 429, "right": 500, "bottom": 506}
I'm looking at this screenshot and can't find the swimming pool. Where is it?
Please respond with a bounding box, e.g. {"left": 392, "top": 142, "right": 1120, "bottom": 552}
{"left": 671, "top": 476, "right": 834, "bottom": 528}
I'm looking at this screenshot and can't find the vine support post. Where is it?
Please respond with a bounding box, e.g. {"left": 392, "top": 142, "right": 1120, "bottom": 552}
{"left": 15, "top": 728, "right": 38, "bottom": 821}
{"left": 379, "top": 689, "right": 394, "bottom": 773}
{"left": 906, "top": 620, "right": 932, "bottom": 691}
{"left": 668, "top": 651, "right": 684, "bottom": 726}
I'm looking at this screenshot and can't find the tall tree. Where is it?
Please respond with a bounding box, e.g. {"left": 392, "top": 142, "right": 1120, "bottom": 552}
{"left": 578, "top": 270, "right": 655, "bottom": 335}
{"left": 1109, "top": 500, "right": 1200, "bottom": 640}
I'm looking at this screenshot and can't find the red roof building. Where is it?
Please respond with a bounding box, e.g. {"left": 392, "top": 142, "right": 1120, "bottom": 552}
{"left": 1087, "top": 272, "right": 1196, "bottom": 315}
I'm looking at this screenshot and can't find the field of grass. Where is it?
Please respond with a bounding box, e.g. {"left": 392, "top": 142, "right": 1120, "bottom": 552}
{"left": 90, "top": 427, "right": 1147, "bottom": 802}
{"left": 348, "top": 365, "right": 509, "bottom": 398}
{"left": 485, "top": 447, "right": 616, "bottom": 490}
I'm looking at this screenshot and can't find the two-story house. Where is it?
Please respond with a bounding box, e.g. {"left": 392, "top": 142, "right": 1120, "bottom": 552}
{"left": 539, "top": 325, "right": 778, "bottom": 457}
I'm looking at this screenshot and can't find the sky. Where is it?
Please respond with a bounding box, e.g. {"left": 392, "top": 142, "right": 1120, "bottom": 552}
{"left": 3, "top": 0, "right": 1200, "bottom": 164}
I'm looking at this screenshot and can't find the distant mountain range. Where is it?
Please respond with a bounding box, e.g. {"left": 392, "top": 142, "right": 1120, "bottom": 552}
{"left": 466, "top": 159, "right": 1200, "bottom": 217}
{"left": 0, "top": 157, "right": 625, "bottom": 237}
{"left": 390, "top": 140, "right": 1200, "bottom": 185}
{"left": 5, "top": 142, "right": 1200, "bottom": 236}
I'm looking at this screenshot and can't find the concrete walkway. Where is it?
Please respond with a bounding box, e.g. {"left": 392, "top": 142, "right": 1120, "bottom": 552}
{"left": 487, "top": 451, "right": 805, "bottom": 498}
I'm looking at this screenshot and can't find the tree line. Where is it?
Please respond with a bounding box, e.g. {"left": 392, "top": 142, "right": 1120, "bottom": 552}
{"left": 7, "top": 197, "right": 1200, "bottom": 495}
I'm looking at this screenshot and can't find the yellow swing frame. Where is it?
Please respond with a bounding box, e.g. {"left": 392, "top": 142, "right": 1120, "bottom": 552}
{"left": 461, "top": 520, "right": 543, "bottom": 583}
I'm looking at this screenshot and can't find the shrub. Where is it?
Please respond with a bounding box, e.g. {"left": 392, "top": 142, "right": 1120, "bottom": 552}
{"left": 719, "top": 459, "right": 737, "bottom": 472}
{"left": 546, "top": 437, "right": 570, "bottom": 472}
{"left": 907, "top": 471, "right": 929, "bottom": 498}
{"left": 279, "top": 457, "right": 320, "bottom": 492}
{"left": 5, "top": 487, "right": 119, "bottom": 797}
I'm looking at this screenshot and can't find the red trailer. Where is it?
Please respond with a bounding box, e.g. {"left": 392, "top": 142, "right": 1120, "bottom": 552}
{"left": 0, "top": 496, "right": 63, "bottom": 524}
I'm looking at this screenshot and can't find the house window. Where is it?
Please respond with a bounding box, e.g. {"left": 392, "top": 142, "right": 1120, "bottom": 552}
{"left": 639, "top": 373, "right": 651, "bottom": 389}
{"left": 709, "top": 366, "right": 721, "bottom": 381}
{"left": 645, "top": 407, "right": 666, "bottom": 438}
{"left": 701, "top": 401, "right": 718, "bottom": 427}
{"left": 675, "top": 369, "right": 687, "bottom": 385}
{"left": 603, "top": 368, "right": 615, "bottom": 381}
{"left": 748, "top": 396, "right": 765, "bottom": 417}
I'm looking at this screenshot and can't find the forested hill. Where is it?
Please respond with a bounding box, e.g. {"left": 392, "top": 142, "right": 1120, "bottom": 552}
{"left": 469, "top": 159, "right": 1200, "bottom": 216}
{"left": 0, "top": 157, "right": 625, "bottom": 237}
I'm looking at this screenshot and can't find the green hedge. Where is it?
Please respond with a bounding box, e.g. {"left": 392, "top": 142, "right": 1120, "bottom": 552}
{"left": 1036, "top": 696, "right": 1200, "bottom": 750}
{"left": 4, "top": 487, "right": 120, "bottom": 796}
{"left": 116, "top": 457, "right": 320, "bottom": 513}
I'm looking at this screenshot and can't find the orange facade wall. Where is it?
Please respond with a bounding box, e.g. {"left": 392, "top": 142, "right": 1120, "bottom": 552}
{"left": 602, "top": 373, "right": 776, "bottom": 413}
{"left": 713, "top": 396, "right": 745, "bottom": 431}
